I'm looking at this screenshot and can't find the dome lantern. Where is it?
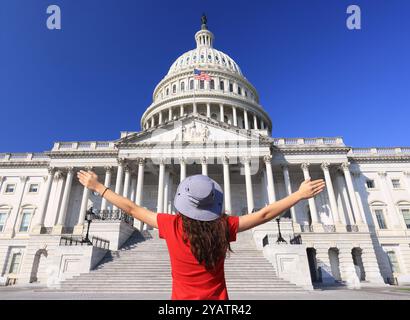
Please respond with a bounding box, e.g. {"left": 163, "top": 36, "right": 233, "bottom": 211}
{"left": 195, "top": 14, "right": 214, "bottom": 48}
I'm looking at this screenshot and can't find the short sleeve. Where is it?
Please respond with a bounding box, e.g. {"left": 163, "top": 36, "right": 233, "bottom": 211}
{"left": 157, "top": 213, "right": 176, "bottom": 239}
{"left": 227, "top": 216, "right": 240, "bottom": 242}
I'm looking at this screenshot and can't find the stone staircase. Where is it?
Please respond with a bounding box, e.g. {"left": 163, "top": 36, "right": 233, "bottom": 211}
{"left": 50, "top": 229, "right": 305, "bottom": 293}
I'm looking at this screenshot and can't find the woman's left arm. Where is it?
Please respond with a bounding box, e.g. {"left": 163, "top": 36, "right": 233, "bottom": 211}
{"left": 77, "top": 170, "right": 158, "bottom": 228}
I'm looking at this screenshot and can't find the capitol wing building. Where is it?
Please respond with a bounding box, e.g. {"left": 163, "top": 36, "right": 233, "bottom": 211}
{"left": 0, "top": 20, "right": 410, "bottom": 290}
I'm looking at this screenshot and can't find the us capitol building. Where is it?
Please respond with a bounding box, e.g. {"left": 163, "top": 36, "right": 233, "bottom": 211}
{"left": 0, "top": 18, "right": 409, "bottom": 290}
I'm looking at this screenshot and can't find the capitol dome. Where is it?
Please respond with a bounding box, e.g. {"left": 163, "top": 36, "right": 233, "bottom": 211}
{"left": 141, "top": 17, "right": 272, "bottom": 134}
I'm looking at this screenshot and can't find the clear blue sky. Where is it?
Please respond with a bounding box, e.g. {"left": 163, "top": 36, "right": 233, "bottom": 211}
{"left": 1, "top": 0, "right": 409, "bottom": 152}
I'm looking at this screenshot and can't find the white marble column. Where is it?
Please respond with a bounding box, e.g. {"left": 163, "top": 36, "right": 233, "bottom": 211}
{"left": 301, "top": 163, "right": 321, "bottom": 231}
{"left": 33, "top": 167, "right": 55, "bottom": 232}
{"left": 219, "top": 104, "right": 224, "bottom": 122}
{"left": 151, "top": 117, "right": 155, "bottom": 127}
{"left": 100, "top": 166, "right": 112, "bottom": 211}
{"left": 282, "top": 165, "right": 297, "bottom": 224}
{"left": 260, "top": 119, "right": 264, "bottom": 130}
{"left": 135, "top": 158, "right": 145, "bottom": 230}
{"left": 180, "top": 104, "right": 184, "bottom": 117}
{"left": 335, "top": 173, "right": 353, "bottom": 225}
{"left": 404, "top": 171, "right": 410, "bottom": 192}
{"left": 377, "top": 171, "right": 397, "bottom": 229}
{"left": 232, "top": 106, "right": 237, "bottom": 126}
{"left": 193, "top": 102, "right": 197, "bottom": 114}
{"left": 180, "top": 157, "right": 186, "bottom": 182}
{"left": 244, "top": 110, "right": 249, "bottom": 129}
{"left": 157, "top": 159, "right": 166, "bottom": 213}
{"left": 113, "top": 159, "right": 125, "bottom": 210}
{"left": 253, "top": 114, "right": 258, "bottom": 129}
{"left": 263, "top": 155, "right": 276, "bottom": 203}
{"left": 0, "top": 176, "right": 4, "bottom": 194}
{"left": 55, "top": 167, "right": 74, "bottom": 231}
{"left": 206, "top": 103, "right": 211, "bottom": 118}
{"left": 130, "top": 175, "right": 137, "bottom": 203}
{"left": 321, "top": 162, "right": 343, "bottom": 230}
{"left": 222, "top": 156, "right": 232, "bottom": 214}
{"left": 122, "top": 166, "right": 131, "bottom": 199}
{"left": 243, "top": 157, "right": 254, "bottom": 213}
{"left": 76, "top": 166, "right": 93, "bottom": 230}
{"left": 201, "top": 156, "right": 208, "bottom": 176}
{"left": 163, "top": 171, "right": 169, "bottom": 213}
{"left": 158, "top": 111, "right": 163, "bottom": 124}
{"left": 168, "top": 108, "right": 173, "bottom": 121}
{"left": 341, "top": 162, "right": 365, "bottom": 228}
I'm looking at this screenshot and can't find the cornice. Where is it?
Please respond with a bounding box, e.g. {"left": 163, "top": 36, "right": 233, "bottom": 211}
{"left": 45, "top": 150, "right": 118, "bottom": 159}
{"left": 0, "top": 161, "right": 50, "bottom": 169}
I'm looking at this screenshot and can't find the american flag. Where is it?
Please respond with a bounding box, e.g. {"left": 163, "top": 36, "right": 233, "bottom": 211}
{"left": 194, "top": 69, "right": 211, "bottom": 81}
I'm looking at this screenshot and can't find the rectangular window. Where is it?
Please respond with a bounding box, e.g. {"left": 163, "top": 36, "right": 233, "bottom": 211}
{"left": 229, "top": 82, "right": 233, "bottom": 92}
{"left": 387, "top": 251, "right": 400, "bottom": 273}
{"left": 28, "top": 184, "right": 39, "bottom": 193}
{"left": 375, "top": 209, "right": 387, "bottom": 229}
{"left": 19, "top": 212, "right": 32, "bottom": 232}
{"left": 200, "top": 80, "right": 204, "bottom": 89}
{"left": 402, "top": 209, "right": 410, "bottom": 229}
{"left": 391, "top": 179, "right": 401, "bottom": 189}
{"left": 219, "top": 80, "right": 224, "bottom": 91}
{"left": 210, "top": 80, "right": 215, "bottom": 90}
{"left": 5, "top": 184, "right": 15, "bottom": 194}
{"left": 9, "top": 252, "right": 22, "bottom": 274}
{"left": 238, "top": 86, "right": 242, "bottom": 95}
{"left": 0, "top": 213, "right": 7, "bottom": 232}
{"left": 366, "top": 180, "right": 375, "bottom": 189}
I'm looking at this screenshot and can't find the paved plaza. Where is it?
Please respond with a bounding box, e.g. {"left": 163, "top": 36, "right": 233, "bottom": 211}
{"left": 0, "top": 284, "right": 410, "bottom": 300}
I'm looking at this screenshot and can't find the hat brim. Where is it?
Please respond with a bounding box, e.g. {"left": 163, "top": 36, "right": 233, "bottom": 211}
{"left": 173, "top": 178, "right": 224, "bottom": 221}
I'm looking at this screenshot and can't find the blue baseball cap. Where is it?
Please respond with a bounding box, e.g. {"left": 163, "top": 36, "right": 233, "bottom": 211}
{"left": 174, "top": 174, "right": 224, "bottom": 221}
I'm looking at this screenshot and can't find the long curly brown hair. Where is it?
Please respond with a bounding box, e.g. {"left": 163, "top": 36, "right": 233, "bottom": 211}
{"left": 178, "top": 213, "right": 233, "bottom": 271}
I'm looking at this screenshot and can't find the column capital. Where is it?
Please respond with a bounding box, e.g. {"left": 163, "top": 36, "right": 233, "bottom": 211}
{"left": 104, "top": 166, "right": 113, "bottom": 173}
{"left": 280, "top": 163, "right": 289, "bottom": 170}
{"left": 159, "top": 157, "right": 167, "bottom": 165}
{"left": 240, "top": 156, "right": 252, "bottom": 165}
{"left": 117, "top": 158, "right": 126, "bottom": 166}
{"left": 340, "top": 162, "right": 350, "bottom": 171}
{"left": 222, "top": 155, "right": 230, "bottom": 164}
{"left": 47, "top": 166, "right": 55, "bottom": 175}
{"left": 263, "top": 154, "right": 272, "bottom": 164}
{"left": 201, "top": 156, "right": 207, "bottom": 164}
{"left": 124, "top": 165, "right": 131, "bottom": 172}
{"left": 19, "top": 176, "right": 28, "bottom": 183}
{"left": 64, "top": 166, "right": 74, "bottom": 173}
{"left": 179, "top": 157, "right": 185, "bottom": 164}
{"left": 301, "top": 162, "right": 310, "bottom": 171}
{"left": 53, "top": 170, "right": 63, "bottom": 180}
{"left": 138, "top": 158, "right": 146, "bottom": 166}
{"left": 320, "top": 161, "right": 330, "bottom": 171}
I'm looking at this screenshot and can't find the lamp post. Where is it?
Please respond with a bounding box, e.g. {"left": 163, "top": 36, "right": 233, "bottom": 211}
{"left": 83, "top": 207, "right": 95, "bottom": 245}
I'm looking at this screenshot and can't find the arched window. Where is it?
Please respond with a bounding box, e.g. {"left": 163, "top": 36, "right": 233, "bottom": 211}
{"left": 238, "top": 86, "right": 242, "bottom": 95}
{"left": 172, "top": 85, "right": 176, "bottom": 94}
{"left": 219, "top": 80, "right": 224, "bottom": 91}
{"left": 229, "top": 82, "right": 233, "bottom": 92}
{"left": 210, "top": 80, "right": 215, "bottom": 90}
{"left": 190, "top": 79, "right": 194, "bottom": 90}
{"left": 166, "top": 88, "right": 169, "bottom": 96}
{"left": 180, "top": 82, "right": 185, "bottom": 92}
{"left": 0, "top": 205, "right": 11, "bottom": 232}
{"left": 397, "top": 201, "right": 410, "bottom": 229}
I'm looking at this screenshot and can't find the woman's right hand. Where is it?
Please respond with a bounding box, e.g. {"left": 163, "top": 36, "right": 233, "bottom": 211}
{"left": 297, "top": 178, "right": 326, "bottom": 200}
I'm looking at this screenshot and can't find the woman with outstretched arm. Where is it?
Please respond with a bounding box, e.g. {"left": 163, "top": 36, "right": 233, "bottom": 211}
{"left": 77, "top": 170, "right": 325, "bottom": 300}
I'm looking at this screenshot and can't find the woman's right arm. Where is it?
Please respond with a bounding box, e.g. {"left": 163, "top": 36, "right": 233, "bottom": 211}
{"left": 77, "top": 170, "right": 158, "bottom": 228}
{"left": 237, "top": 178, "right": 325, "bottom": 232}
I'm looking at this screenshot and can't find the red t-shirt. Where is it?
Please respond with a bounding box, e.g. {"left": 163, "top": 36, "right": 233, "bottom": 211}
{"left": 157, "top": 213, "right": 239, "bottom": 300}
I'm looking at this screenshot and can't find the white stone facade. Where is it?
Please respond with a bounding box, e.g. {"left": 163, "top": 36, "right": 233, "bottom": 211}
{"left": 0, "top": 21, "right": 409, "bottom": 288}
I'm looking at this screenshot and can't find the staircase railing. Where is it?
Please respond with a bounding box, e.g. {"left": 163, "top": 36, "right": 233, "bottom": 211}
{"left": 59, "top": 235, "right": 110, "bottom": 250}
